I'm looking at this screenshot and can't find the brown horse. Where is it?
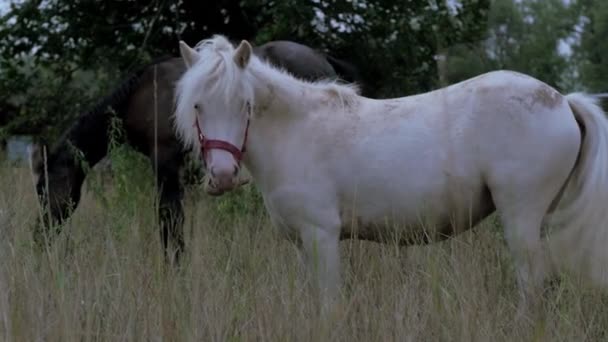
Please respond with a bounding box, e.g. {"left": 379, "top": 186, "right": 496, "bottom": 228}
{"left": 29, "top": 39, "right": 365, "bottom": 261}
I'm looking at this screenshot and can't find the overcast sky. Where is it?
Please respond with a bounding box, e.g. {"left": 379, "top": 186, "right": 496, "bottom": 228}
{"left": 0, "top": 1, "right": 9, "bottom": 16}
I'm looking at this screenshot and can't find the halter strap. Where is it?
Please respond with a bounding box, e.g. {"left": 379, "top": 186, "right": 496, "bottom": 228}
{"left": 193, "top": 115, "right": 250, "bottom": 164}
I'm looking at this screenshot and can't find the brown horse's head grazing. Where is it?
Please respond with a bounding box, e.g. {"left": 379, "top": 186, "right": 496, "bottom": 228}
{"left": 27, "top": 58, "right": 158, "bottom": 242}
{"left": 29, "top": 142, "right": 84, "bottom": 231}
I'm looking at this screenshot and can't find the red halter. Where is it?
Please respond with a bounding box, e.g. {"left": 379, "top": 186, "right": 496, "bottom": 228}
{"left": 193, "top": 114, "right": 250, "bottom": 165}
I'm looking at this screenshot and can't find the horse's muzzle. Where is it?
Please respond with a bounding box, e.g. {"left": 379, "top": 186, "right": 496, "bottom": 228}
{"left": 208, "top": 176, "right": 235, "bottom": 194}
{"left": 204, "top": 181, "right": 226, "bottom": 196}
{"left": 204, "top": 174, "right": 251, "bottom": 196}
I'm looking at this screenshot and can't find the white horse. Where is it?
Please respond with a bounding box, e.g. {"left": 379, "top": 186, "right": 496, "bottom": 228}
{"left": 173, "top": 35, "right": 608, "bottom": 316}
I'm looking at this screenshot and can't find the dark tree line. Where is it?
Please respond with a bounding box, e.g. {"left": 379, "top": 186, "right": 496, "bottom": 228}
{"left": 0, "top": 0, "right": 495, "bottom": 142}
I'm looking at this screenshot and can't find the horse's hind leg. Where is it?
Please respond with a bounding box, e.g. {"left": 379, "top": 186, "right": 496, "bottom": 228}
{"left": 495, "top": 202, "right": 549, "bottom": 320}
{"left": 156, "top": 162, "right": 185, "bottom": 263}
{"left": 488, "top": 165, "right": 574, "bottom": 322}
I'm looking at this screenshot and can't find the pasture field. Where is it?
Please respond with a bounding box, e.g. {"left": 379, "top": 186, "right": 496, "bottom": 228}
{"left": 0, "top": 149, "right": 607, "bottom": 341}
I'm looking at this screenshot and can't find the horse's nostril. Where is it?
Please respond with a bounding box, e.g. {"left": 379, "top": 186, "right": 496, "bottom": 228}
{"left": 233, "top": 165, "right": 239, "bottom": 176}
{"left": 210, "top": 167, "right": 217, "bottom": 178}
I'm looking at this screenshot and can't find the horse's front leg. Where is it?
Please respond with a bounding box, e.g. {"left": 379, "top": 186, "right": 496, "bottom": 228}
{"left": 299, "top": 224, "right": 341, "bottom": 314}
{"left": 266, "top": 186, "right": 343, "bottom": 315}
{"left": 156, "top": 163, "right": 185, "bottom": 263}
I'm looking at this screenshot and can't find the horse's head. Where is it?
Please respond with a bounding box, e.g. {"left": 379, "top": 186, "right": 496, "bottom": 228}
{"left": 175, "top": 35, "right": 255, "bottom": 195}
{"left": 29, "top": 143, "right": 83, "bottom": 226}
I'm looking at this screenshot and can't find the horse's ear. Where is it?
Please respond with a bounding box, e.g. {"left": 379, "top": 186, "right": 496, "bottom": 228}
{"left": 233, "top": 40, "right": 252, "bottom": 69}
{"left": 179, "top": 41, "right": 201, "bottom": 68}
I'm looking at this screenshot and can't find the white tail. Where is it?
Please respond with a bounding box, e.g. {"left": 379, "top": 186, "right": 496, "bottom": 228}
{"left": 547, "top": 92, "right": 608, "bottom": 284}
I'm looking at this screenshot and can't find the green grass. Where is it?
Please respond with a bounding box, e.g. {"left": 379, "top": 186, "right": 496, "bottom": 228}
{"left": 1, "top": 152, "right": 608, "bottom": 341}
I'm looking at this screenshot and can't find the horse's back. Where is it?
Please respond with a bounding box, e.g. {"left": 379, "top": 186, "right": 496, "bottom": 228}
{"left": 255, "top": 41, "right": 337, "bottom": 81}
{"left": 124, "top": 57, "right": 187, "bottom": 159}
{"left": 439, "top": 71, "right": 581, "bottom": 177}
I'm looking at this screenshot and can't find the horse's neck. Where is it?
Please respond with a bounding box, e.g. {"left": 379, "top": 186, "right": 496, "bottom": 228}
{"left": 251, "top": 68, "right": 321, "bottom": 120}
{"left": 244, "top": 64, "right": 359, "bottom": 188}
{"left": 243, "top": 78, "right": 314, "bottom": 191}
{"left": 242, "top": 128, "right": 283, "bottom": 194}
{"left": 60, "top": 114, "right": 113, "bottom": 169}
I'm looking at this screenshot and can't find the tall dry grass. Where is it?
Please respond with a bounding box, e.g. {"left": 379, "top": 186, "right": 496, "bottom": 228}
{"left": 1, "top": 154, "right": 608, "bottom": 342}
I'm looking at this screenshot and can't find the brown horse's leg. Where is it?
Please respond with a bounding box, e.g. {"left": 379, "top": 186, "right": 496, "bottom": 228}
{"left": 156, "top": 163, "right": 185, "bottom": 263}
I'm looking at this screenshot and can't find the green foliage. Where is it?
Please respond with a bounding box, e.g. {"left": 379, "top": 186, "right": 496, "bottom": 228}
{"left": 0, "top": 0, "right": 493, "bottom": 142}
{"left": 208, "top": 183, "right": 267, "bottom": 223}
{"left": 106, "top": 145, "right": 156, "bottom": 210}
{"left": 82, "top": 114, "right": 157, "bottom": 238}
{"left": 249, "top": 0, "right": 491, "bottom": 97}
{"left": 105, "top": 118, "right": 155, "bottom": 220}
{"left": 0, "top": 0, "right": 201, "bottom": 141}
{"left": 0, "top": 55, "right": 117, "bottom": 141}
{"left": 576, "top": 0, "right": 608, "bottom": 92}
{"left": 444, "top": 0, "right": 580, "bottom": 91}
{"left": 0, "top": 0, "right": 604, "bottom": 143}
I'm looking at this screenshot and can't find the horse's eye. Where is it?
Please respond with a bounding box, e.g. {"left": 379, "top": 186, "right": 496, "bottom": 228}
{"left": 194, "top": 104, "right": 200, "bottom": 111}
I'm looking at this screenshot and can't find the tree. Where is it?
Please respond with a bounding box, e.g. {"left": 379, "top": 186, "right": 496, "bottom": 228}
{"left": 0, "top": 0, "right": 266, "bottom": 141}
{"left": 575, "top": 0, "right": 608, "bottom": 92}
{"left": 290, "top": 0, "right": 491, "bottom": 97}
{"left": 443, "top": 0, "right": 579, "bottom": 92}
{"left": 0, "top": 0, "right": 492, "bottom": 141}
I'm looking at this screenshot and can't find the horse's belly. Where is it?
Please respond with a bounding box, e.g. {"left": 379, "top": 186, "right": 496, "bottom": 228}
{"left": 337, "top": 175, "right": 494, "bottom": 245}
{"left": 339, "top": 201, "right": 448, "bottom": 244}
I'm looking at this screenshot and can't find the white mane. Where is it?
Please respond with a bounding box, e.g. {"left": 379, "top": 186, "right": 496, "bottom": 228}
{"left": 173, "top": 34, "right": 360, "bottom": 149}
